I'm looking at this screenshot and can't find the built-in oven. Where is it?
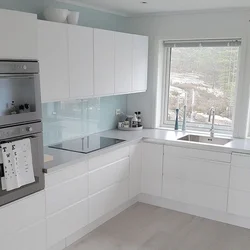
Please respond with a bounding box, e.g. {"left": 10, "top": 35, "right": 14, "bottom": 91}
{"left": 0, "top": 122, "right": 44, "bottom": 206}
{"left": 0, "top": 61, "right": 41, "bottom": 128}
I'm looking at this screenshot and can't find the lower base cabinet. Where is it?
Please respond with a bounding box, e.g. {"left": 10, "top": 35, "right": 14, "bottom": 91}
{"left": 89, "top": 179, "right": 129, "bottom": 223}
{"left": 47, "top": 199, "right": 88, "bottom": 248}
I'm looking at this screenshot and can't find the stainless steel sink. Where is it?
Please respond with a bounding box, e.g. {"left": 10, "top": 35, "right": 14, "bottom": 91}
{"left": 178, "top": 134, "right": 232, "bottom": 145}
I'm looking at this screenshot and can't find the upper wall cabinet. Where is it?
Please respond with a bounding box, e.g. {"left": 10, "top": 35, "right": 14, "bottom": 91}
{"left": 132, "top": 35, "right": 149, "bottom": 92}
{"left": 94, "top": 29, "right": 115, "bottom": 96}
{"left": 0, "top": 9, "right": 37, "bottom": 60}
{"left": 38, "top": 21, "right": 69, "bottom": 102}
{"left": 115, "top": 32, "right": 133, "bottom": 94}
{"left": 68, "top": 25, "right": 94, "bottom": 98}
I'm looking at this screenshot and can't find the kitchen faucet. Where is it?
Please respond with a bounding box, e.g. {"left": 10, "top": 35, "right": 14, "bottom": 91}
{"left": 208, "top": 108, "right": 215, "bottom": 137}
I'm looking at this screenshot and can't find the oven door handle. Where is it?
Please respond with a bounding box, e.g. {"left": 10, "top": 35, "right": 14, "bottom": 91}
{"left": 0, "top": 74, "right": 35, "bottom": 79}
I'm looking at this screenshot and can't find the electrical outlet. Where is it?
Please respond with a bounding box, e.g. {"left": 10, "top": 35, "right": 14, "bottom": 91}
{"left": 115, "top": 109, "right": 121, "bottom": 116}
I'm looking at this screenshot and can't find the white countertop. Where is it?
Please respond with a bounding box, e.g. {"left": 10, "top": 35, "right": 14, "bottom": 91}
{"left": 44, "top": 128, "right": 250, "bottom": 173}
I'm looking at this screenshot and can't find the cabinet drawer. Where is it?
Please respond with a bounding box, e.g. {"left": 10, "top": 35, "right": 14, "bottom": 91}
{"left": 230, "top": 166, "right": 250, "bottom": 192}
{"left": 1, "top": 220, "right": 46, "bottom": 250}
{"left": 164, "top": 146, "right": 231, "bottom": 163}
{"left": 164, "top": 156, "right": 230, "bottom": 188}
{"left": 231, "top": 153, "right": 250, "bottom": 168}
{"left": 89, "top": 146, "right": 129, "bottom": 171}
{"left": 228, "top": 189, "right": 250, "bottom": 217}
{"left": 163, "top": 177, "right": 228, "bottom": 211}
{"left": 47, "top": 199, "right": 88, "bottom": 248}
{"left": 89, "top": 157, "right": 129, "bottom": 195}
{"left": 46, "top": 173, "right": 88, "bottom": 215}
{"left": 0, "top": 191, "right": 45, "bottom": 235}
{"left": 45, "top": 160, "right": 88, "bottom": 188}
{"left": 89, "top": 179, "right": 129, "bottom": 223}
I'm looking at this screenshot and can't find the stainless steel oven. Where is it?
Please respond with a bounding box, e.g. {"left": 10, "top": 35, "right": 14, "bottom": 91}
{"left": 0, "top": 60, "right": 44, "bottom": 207}
{"left": 0, "top": 61, "right": 41, "bottom": 128}
{"left": 0, "top": 122, "right": 44, "bottom": 206}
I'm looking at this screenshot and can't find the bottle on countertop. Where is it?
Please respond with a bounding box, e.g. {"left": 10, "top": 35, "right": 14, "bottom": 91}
{"left": 10, "top": 101, "right": 17, "bottom": 115}
{"left": 132, "top": 112, "right": 138, "bottom": 128}
{"left": 137, "top": 111, "right": 142, "bottom": 127}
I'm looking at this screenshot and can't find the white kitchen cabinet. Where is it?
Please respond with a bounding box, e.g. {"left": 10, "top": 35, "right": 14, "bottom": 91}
{"left": 115, "top": 32, "right": 133, "bottom": 94}
{"left": 47, "top": 199, "right": 88, "bottom": 248}
{"left": 89, "top": 157, "right": 129, "bottom": 195}
{"left": 163, "top": 177, "right": 228, "bottom": 211}
{"left": 94, "top": 29, "right": 115, "bottom": 96}
{"left": 0, "top": 191, "right": 45, "bottom": 235}
{"left": 129, "top": 143, "right": 142, "bottom": 198}
{"left": 89, "top": 179, "right": 129, "bottom": 223}
{"left": 0, "top": 9, "right": 37, "bottom": 60}
{"left": 68, "top": 25, "right": 94, "bottom": 98}
{"left": 163, "top": 146, "right": 230, "bottom": 211}
{"left": 141, "top": 142, "right": 163, "bottom": 197}
{"left": 46, "top": 174, "right": 89, "bottom": 215}
{"left": 132, "top": 35, "right": 148, "bottom": 92}
{"left": 38, "top": 20, "right": 69, "bottom": 102}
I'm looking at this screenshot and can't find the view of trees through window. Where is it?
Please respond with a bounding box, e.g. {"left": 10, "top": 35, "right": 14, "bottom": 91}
{"left": 166, "top": 46, "right": 240, "bottom": 130}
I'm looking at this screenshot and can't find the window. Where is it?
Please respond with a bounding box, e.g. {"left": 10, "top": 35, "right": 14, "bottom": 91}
{"left": 161, "top": 39, "right": 241, "bottom": 134}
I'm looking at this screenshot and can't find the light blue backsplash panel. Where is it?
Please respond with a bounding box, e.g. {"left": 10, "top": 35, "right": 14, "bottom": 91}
{"left": 42, "top": 96, "right": 127, "bottom": 146}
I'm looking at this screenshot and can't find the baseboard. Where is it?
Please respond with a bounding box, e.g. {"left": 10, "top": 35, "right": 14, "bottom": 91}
{"left": 138, "top": 193, "right": 250, "bottom": 229}
{"left": 64, "top": 196, "right": 139, "bottom": 249}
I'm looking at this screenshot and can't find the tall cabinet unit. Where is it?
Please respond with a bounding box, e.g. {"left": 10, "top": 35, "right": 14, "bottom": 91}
{"left": 38, "top": 21, "right": 69, "bottom": 102}
{"left": 132, "top": 35, "right": 149, "bottom": 92}
{"left": 68, "top": 25, "right": 94, "bottom": 98}
{"left": 0, "top": 9, "right": 37, "bottom": 60}
{"left": 94, "top": 29, "right": 115, "bottom": 96}
{"left": 115, "top": 32, "right": 133, "bottom": 94}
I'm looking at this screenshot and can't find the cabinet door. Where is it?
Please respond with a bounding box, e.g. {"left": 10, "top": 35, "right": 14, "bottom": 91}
{"left": 132, "top": 35, "right": 148, "bottom": 92}
{"left": 129, "top": 144, "right": 142, "bottom": 198}
{"left": 115, "top": 32, "right": 133, "bottom": 94}
{"left": 38, "top": 21, "right": 69, "bottom": 102}
{"left": 94, "top": 29, "right": 115, "bottom": 96}
{"left": 141, "top": 143, "right": 163, "bottom": 196}
{"left": 0, "top": 9, "right": 37, "bottom": 60}
{"left": 68, "top": 25, "right": 94, "bottom": 98}
{"left": 89, "top": 179, "right": 129, "bottom": 223}
{"left": 47, "top": 199, "right": 88, "bottom": 248}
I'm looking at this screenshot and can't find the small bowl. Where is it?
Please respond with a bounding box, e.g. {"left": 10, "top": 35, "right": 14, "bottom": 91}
{"left": 67, "top": 11, "right": 80, "bottom": 25}
{"left": 44, "top": 8, "right": 69, "bottom": 23}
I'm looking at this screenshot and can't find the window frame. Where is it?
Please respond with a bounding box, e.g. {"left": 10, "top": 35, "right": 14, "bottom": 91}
{"left": 160, "top": 39, "right": 241, "bottom": 135}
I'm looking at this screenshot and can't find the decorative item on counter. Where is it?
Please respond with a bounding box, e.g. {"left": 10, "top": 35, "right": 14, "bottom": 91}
{"left": 126, "top": 115, "right": 133, "bottom": 127}
{"left": 10, "top": 101, "right": 17, "bottom": 115}
{"left": 67, "top": 11, "right": 80, "bottom": 25}
{"left": 123, "top": 121, "right": 130, "bottom": 128}
{"left": 137, "top": 111, "right": 142, "bottom": 127}
{"left": 24, "top": 103, "right": 30, "bottom": 113}
{"left": 182, "top": 105, "right": 187, "bottom": 131}
{"left": 19, "top": 105, "right": 25, "bottom": 114}
{"left": 118, "top": 122, "right": 124, "bottom": 129}
{"left": 175, "top": 108, "right": 179, "bottom": 130}
{"left": 43, "top": 7, "right": 69, "bottom": 23}
{"left": 132, "top": 112, "right": 138, "bottom": 128}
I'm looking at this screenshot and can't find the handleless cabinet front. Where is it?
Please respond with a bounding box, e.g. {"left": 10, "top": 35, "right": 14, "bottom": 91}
{"left": 38, "top": 20, "right": 69, "bottom": 102}
{"left": 94, "top": 29, "right": 115, "bottom": 96}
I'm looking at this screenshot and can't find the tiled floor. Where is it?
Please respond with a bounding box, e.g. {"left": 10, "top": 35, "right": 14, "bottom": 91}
{"left": 67, "top": 203, "right": 250, "bottom": 250}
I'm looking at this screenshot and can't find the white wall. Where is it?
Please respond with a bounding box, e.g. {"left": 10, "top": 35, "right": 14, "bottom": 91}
{"left": 125, "top": 10, "right": 250, "bottom": 137}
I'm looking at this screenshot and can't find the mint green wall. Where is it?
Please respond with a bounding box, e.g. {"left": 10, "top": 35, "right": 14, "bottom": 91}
{"left": 0, "top": 0, "right": 127, "bottom": 31}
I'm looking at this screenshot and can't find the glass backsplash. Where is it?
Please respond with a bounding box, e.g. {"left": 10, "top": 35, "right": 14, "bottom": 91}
{"left": 42, "top": 95, "right": 127, "bottom": 146}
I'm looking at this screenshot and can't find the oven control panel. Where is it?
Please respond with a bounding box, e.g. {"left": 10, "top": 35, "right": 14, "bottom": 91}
{"left": 0, "top": 122, "right": 42, "bottom": 141}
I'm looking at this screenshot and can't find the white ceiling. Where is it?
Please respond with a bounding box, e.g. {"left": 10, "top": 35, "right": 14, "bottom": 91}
{"left": 64, "top": 0, "right": 250, "bottom": 16}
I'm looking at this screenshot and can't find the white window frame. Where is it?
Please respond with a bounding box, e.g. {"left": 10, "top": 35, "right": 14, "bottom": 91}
{"left": 160, "top": 39, "right": 242, "bottom": 135}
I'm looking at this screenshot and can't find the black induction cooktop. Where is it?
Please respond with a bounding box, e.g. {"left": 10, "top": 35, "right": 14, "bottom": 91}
{"left": 49, "top": 136, "right": 125, "bottom": 154}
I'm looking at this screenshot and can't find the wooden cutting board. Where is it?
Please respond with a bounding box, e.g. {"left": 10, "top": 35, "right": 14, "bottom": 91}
{"left": 44, "top": 154, "right": 54, "bottom": 163}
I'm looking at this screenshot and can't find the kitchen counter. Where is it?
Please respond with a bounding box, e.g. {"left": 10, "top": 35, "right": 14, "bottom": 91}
{"left": 43, "top": 128, "right": 250, "bottom": 173}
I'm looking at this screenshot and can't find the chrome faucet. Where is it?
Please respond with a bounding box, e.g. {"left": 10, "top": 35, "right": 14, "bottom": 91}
{"left": 208, "top": 108, "right": 215, "bottom": 137}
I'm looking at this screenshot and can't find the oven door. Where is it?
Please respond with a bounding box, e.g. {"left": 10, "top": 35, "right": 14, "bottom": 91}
{"left": 0, "top": 133, "right": 44, "bottom": 206}
{"left": 0, "top": 74, "right": 42, "bottom": 127}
